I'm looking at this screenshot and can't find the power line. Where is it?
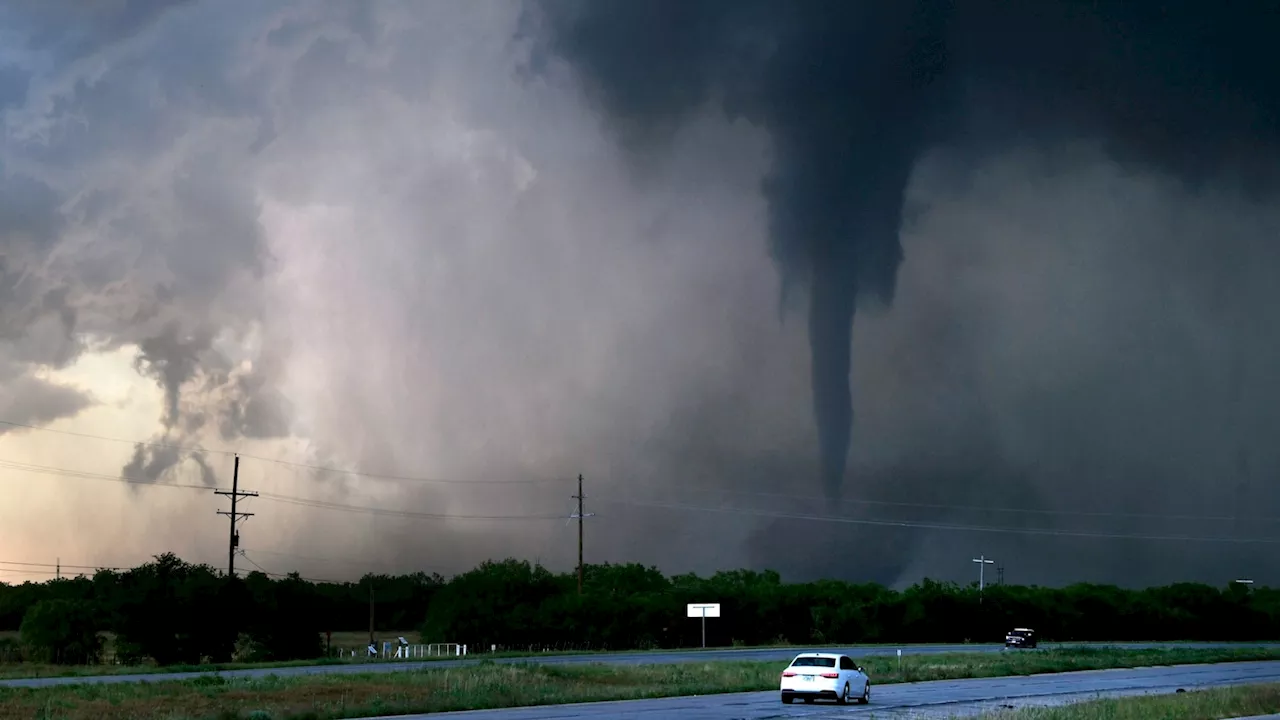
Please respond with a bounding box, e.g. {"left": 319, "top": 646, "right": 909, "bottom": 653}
{"left": 0, "top": 418, "right": 571, "bottom": 486}
{"left": 0, "top": 456, "right": 565, "bottom": 522}
{"left": 0, "top": 458, "right": 211, "bottom": 491}
{"left": 5, "top": 417, "right": 1269, "bottom": 526}
{"left": 256, "top": 491, "right": 567, "bottom": 521}
{"left": 0, "top": 553, "right": 342, "bottom": 585}
{"left": 0, "top": 558, "right": 141, "bottom": 581}
{"left": 238, "top": 552, "right": 344, "bottom": 584}
{"left": 636, "top": 484, "right": 1251, "bottom": 524}
{"left": 9, "top": 449, "right": 1265, "bottom": 532}
{"left": 242, "top": 548, "right": 395, "bottom": 568}
{"left": 241, "top": 548, "right": 455, "bottom": 575}
{"left": 0, "top": 568, "right": 65, "bottom": 578}
{"left": 598, "top": 497, "right": 1280, "bottom": 545}
{"left": 0, "top": 559, "right": 129, "bottom": 571}
{"left": 12, "top": 448, "right": 1280, "bottom": 546}
{"left": 239, "top": 553, "right": 271, "bottom": 576}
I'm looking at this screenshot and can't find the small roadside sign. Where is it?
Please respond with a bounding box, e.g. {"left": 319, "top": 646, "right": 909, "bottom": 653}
{"left": 687, "top": 603, "right": 721, "bottom": 648}
{"left": 686, "top": 603, "right": 721, "bottom": 618}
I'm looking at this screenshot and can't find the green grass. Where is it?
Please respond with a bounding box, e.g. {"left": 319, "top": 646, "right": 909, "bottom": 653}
{"left": 978, "top": 681, "right": 1280, "bottom": 719}
{"left": 0, "top": 636, "right": 958, "bottom": 680}
{"left": 1, "top": 646, "right": 1279, "bottom": 719}
{"left": 0, "top": 635, "right": 1271, "bottom": 681}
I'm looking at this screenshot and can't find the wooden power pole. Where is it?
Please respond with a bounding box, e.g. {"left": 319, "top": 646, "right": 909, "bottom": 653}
{"left": 571, "top": 474, "right": 593, "bottom": 595}
{"left": 215, "top": 455, "right": 257, "bottom": 578}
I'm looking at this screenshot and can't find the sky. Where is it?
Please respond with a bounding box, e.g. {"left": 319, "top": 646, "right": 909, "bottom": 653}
{"left": 0, "top": 0, "right": 1278, "bottom": 589}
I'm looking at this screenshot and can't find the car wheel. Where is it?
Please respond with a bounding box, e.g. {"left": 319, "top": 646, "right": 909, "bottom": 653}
{"left": 859, "top": 681, "right": 870, "bottom": 704}
{"left": 836, "top": 682, "right": 850, "bottom": 705}
{"left": 781, "top": 693, "right": 793, "bottom": 704}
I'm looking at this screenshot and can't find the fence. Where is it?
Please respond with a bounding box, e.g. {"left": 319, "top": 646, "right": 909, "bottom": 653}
{"left": 332, "top": 642, "right": 468, "bottom": 660}
{"left": 2, "top": 637, "right": 470, "bottom": 665}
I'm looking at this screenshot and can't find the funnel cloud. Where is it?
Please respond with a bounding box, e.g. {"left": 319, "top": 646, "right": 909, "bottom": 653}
{"left": 524, "top": 0, "right": 1280, "bottom": 502}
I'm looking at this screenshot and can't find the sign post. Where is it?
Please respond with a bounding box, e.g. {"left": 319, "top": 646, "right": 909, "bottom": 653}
{"left": 686, "top": 603, "right": 721, "bottom": 648}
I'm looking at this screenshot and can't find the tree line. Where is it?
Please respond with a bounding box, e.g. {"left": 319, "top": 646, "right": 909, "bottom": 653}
{"left": 0, "top": 553, "right": 439, "bottom": 665}
{"left": 422, "top": 559, "right": 1280, "bottom": 651}
{"left": 1, "top": 553, "right": 1276, "bottom": 666}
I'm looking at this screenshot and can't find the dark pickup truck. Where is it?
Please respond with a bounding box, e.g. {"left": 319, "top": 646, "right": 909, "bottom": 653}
{"left": 1005, "top": 627, "right": 1037, "bottom": 648}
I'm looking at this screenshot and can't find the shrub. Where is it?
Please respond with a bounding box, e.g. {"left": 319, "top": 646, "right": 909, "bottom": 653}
{"left": 19, "top": 599, "right": 103, "bottom": 665}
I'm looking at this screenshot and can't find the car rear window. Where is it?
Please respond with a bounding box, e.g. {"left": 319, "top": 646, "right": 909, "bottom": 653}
{"left": 790, "top": 657, "right": 836, "bottom": 667}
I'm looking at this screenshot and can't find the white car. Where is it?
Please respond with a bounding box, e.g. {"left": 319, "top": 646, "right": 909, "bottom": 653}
{"left": 779, "top": 652, "right": 870, "bottom": 705}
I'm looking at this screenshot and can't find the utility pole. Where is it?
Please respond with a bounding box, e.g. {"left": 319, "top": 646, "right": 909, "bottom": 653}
{"left": 997, "top": 565, "right": 1004, "bottom": 586}
{"left": 369, "top": 584, "right": 375, "bottom": 648}
{"left": 570, "top": 474, "right": 594, "bottom": 595}
{"left": 214, "top": 455, "right": 257, "bottom": 578}
{"left": 972, "top": 555, "right": 994, "bottom": 595}
{"left": 55, "top": 558, "right": 59, "bottom": 581}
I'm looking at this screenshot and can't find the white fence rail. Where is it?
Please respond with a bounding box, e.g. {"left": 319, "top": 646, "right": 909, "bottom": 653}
{"left": 333, "top": 641, "right": 467, "bottom": 660}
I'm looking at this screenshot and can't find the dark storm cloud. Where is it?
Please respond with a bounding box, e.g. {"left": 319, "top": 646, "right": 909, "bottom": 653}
{"left": 0, "top": 172, "right": 66, "bottom": 345}
{"left": 3, "top": 0, "right": 196, "bottom": 59}
{"left": 0, "top": 0, "right": 286, "bottom": 486}
{"left": 0, "top": 372, "right": 94, "bottom": 432}
{"left": 121, "top": 441, "right": 216, "bottom": 486}
{"left": 217, "top": 370, "right": 292, "bottom": 441}
{"left": 0, "top": 173, "right": 62, "bottom": 246}
{"left": 0, "top": 168, "right": 85, "bottom": 372}
{"left": 132, "top": 324, "right": 214, "bottom": 429}
{"left": 6, "top": 0, "right": 1280, "bottom": 587}
{"left": 523, "top": 0, "right": 1280, "bottom": 506}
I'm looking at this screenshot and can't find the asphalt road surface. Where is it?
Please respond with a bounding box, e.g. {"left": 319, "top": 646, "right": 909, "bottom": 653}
{"left": 2, "top": 641, "right": 1279, "bottom": 689}
{"left": 356, "top": 660, "right": 1280, "bottom": 719}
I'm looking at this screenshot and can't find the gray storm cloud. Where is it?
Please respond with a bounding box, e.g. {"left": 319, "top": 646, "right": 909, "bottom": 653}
{"left": 3, "top": 0, "right": 1280, "bottom": 586}
{"left": 522, "top": 0, "right": 1280, "bottom": 515}
{"left": 1, "top": 0, "right": 282, "bottom": 487}
{"left": 521, "top": 0, "right": 953, "bottom": 501}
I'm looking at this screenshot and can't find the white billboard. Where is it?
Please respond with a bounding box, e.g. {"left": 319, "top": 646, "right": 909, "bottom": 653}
{"left": 686, "top": 603, "right": 721, "bottom": 618}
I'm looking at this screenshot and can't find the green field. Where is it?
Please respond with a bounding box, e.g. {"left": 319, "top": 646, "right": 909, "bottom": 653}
{"left": 1, "top": 646, "right": 1279, "bottom": 719}
{"left": 0, "top": 631, "right": 983, "bottom": 680}
{"left": 980, "top": 681, "right": 1280, "bottom": 718}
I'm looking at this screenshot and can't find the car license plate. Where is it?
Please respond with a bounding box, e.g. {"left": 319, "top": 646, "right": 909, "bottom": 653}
{"left": 801, "top": 674, "right": 814, "bottom": 680}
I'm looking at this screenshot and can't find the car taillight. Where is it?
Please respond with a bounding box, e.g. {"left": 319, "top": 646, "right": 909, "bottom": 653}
{"left": 781, "top": 671, "right": 796, "bottom": 677}
{"left": 821, "top": 672, "right": 839, "bottom": 678}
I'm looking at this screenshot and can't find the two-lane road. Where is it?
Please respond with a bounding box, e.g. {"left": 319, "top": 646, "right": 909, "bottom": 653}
{"left": 358, "top": 660, "right": 1280, "bottom": 719}
{"left": 2, "top": 641, "right": 1278, "bottom": 688}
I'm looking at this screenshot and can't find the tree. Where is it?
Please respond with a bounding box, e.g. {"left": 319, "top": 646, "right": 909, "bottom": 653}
{"left": 20, "top": 599, "right": 103, "bottom": 665}
{"left": 243, "top": 571, "right": 324, "bottom": 661}
{"left": 110, "top": 553, "right": 235, "bottom": 665}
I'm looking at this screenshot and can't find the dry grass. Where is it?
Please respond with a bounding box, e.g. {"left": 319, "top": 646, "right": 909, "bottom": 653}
{"left": 0, "top": 631, "right": 423, "bottom": 680}
{"left": 0, "top": 634, "right": 937, "bottom": 680}
{"left": 0, "top": 661, "right": 773, "bottom": 719}
{"left": 854, "top": 646, "right": 1280, "bottom": 684}
{"left": 2, "top": 647, "right": 1280, "bottom": 719}
{"left": 979, "top": 682, "right": 1280, "bottom": 719}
